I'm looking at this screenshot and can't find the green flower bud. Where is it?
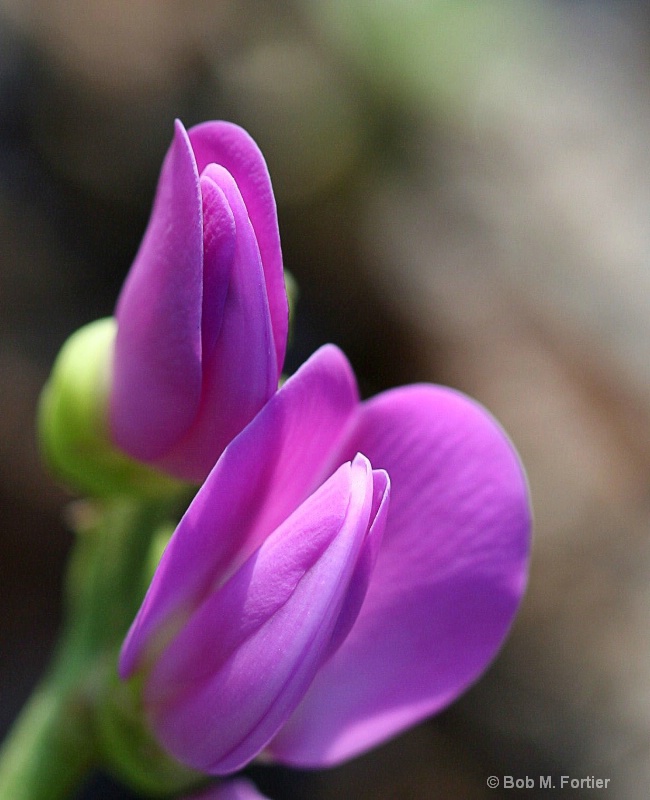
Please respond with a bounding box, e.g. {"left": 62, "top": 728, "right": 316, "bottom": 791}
{"left": 38, "top": 318, "right": 187, "bottom": 498}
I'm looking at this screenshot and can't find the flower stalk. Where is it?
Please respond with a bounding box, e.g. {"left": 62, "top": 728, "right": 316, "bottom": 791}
{"left": 0, "top": 492, "right": 197, "bottom": 800}
{"left": 0, "top": 664, "right": 97, "bottom": 800}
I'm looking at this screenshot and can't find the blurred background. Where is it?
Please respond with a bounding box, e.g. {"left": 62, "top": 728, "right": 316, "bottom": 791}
{"left": 2, "top": 1, "right": 650, "bottom": 797}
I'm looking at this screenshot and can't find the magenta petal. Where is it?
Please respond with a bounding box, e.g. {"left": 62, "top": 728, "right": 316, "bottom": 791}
{"left": 323, "top": 469, "right": 390, "bottom": 661}
{"left": 269, "top": 386, "right": 531, "bottom": 766}
{"left": 119, "top": 345, "right": 358, "bottom": 679}
{"left": 110, "top": 120, "right": 204, "bottom": 459}
{"left": 187, "top": 780, "right": 272, "bottom": 800}
{"left": 188, "top": 121, "right": 288, "bottom": 373}
{"left": 156, "top": 165, "right": 278, "bottom": 482}
{"left": 197, "top": 174, "right": 236, "bottom": 357}
{"left": 147, "top": 456, "right": 378, "bottom": 774}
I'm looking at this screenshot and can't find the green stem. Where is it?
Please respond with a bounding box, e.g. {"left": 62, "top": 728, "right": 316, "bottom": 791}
{"left": 0, "top": 662, "right": 97, "bottom": 800}
{"left": 0, "top": 492, "right": 193, "bottom": 800}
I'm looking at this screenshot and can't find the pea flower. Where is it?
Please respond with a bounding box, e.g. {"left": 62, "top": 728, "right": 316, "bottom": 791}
{"left": 110, "top": 119, "right": 288, "bottom": 482}
{"left": 120, "top": 345, "right": 530, "bottom": 774}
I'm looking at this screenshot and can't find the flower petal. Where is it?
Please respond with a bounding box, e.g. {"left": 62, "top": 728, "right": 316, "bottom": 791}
{"left": 269, "top": 385, "right": 531, "bottom": 766}
{"left": 110, "top": 120, "right": 203, "bottom": 460}
{"left": 188, "top": 121, "right": 288, "bottom": 374}
{"left": 197, "top": 173, "right": 236, "bottom": 358}
{"left": 147, "top": 455, "right": 382, "bottom": 774}
{"left": 186, "top": 780, "right": 272, "bottom": 800}
{"left": 322, "top": 468, "right": 390, "bottom": 661}
{"left": 157, "top": 165, "right": 278, "bottom": 482}
{"left": 119, "top": 345, "right": 358, "bottom": 679}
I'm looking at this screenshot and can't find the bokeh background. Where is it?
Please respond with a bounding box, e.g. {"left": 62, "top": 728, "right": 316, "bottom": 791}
{"left": 2, "top": 1, "right": 650, "bottom": 797}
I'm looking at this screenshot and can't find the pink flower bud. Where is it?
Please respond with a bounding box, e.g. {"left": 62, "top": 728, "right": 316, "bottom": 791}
{"left": 110, "top": 120, "right": 288, "bottom": 482}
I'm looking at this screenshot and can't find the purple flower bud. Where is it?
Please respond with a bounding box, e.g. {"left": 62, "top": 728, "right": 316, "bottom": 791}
{"left": 120, "top": 345, "right": 531, "bottom": 774}
{"left": 109, "top": 120, "right": 288, "bottom": 482}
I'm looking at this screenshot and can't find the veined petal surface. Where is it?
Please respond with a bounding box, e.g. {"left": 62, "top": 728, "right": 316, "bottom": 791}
{"left": 269, "top": 385, "right": 531, "bottom": 766}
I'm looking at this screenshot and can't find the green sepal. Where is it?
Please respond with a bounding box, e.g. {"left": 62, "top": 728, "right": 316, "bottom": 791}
{"left": 38, "top": 318, "right": 190, "bottom": 498}
{"left": 96, "top": 668, "right": 207, "bottom": 797}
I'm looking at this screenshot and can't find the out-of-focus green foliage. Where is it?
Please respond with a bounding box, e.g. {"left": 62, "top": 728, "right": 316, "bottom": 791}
{"left": 314, "top": 0, "right": 551, "bottom": 117}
